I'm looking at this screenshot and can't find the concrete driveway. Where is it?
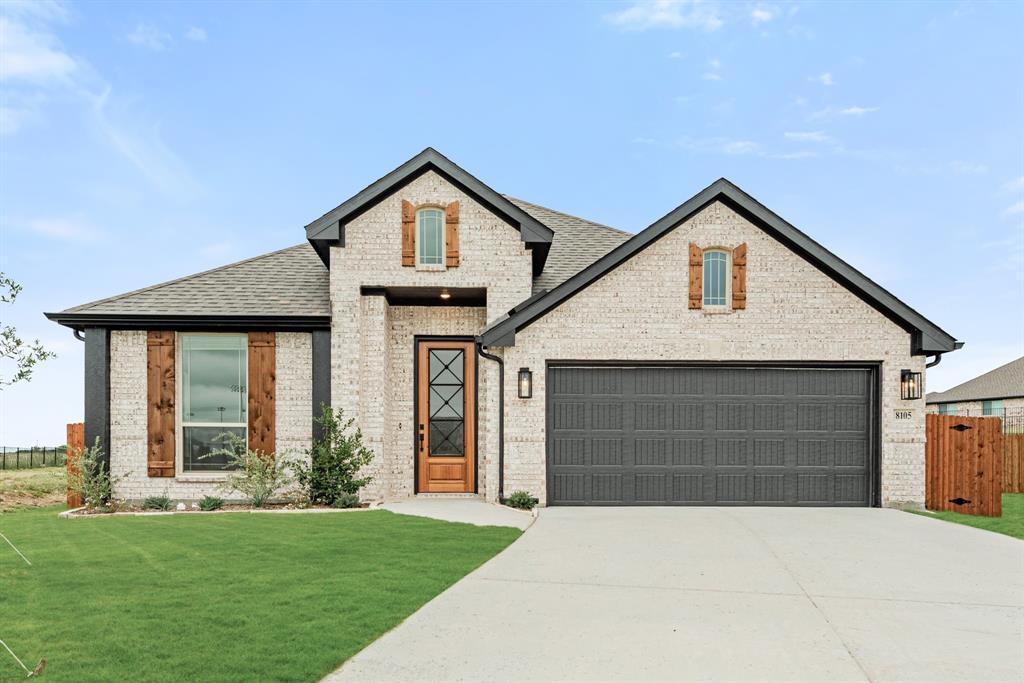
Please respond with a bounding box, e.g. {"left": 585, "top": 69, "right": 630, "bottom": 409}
{"left": 327, "top": 507, "right": 1024, "bottom": 682}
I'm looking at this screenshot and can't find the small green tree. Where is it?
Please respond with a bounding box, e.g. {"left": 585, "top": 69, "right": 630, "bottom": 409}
{"left": 1, "top": 272, "right": 56, "bottom": 388}
{"left": 64, "top": 438, "right": 123, "bottom": 510}
{"left": 205, "top": 433, "right": 292, "bottom": 508}
{"left": 294, "top": 407, "right": 374, "bottom": 506}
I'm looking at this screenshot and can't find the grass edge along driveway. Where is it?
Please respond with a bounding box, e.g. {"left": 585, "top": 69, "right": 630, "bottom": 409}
{"left": 0, "top": 507, "right": 520, "bottom": 682}
{"left": 910, "top": 493, "right": 1024, "bottom": 540}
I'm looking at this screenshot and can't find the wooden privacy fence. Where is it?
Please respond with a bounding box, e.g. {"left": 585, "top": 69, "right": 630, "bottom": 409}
{"left": 1005, "top": 434, "right": 1024, "bottom": 494}
{"left": 66, "top": 422, "right": 84, "bottom": 508}
{"left": 925, "top": 414, "right": 1002, "bottom": 517}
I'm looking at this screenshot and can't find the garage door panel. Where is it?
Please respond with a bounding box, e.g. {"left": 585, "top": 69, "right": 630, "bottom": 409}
{"left": 547, "top": 366, "right": 873, "bottom": 507}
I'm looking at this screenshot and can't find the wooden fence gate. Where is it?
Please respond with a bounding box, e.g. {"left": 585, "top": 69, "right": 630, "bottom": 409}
{"left": 66, "top": 422, "right": 84, "bottom": 508}
{"left": 1005, "top": 434, "right": 1024, "bottom": 494}
{"left": 925, "top": 414, "right": 1003, "bottom": 516}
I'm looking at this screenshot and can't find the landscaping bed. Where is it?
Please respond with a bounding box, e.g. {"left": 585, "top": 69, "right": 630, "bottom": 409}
{"left": 0, "top": 505, "right": 520, "bottom": 682}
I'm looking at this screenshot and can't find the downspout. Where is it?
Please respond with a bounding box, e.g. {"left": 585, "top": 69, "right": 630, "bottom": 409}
{"left": 73, "top": 329, "right": 85, "bottom": 342}
{"left": 476, "top": 342, "right": 504, "bottom": 502}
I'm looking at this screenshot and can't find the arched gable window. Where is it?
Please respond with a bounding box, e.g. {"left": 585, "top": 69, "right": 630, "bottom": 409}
{"left": 416, "top": 207, "right": 445, "bottom": 266}
{"left": 703, "top": 249, "right": 729, "bottom": 306}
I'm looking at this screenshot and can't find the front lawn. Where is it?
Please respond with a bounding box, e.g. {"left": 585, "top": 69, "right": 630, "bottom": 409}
{"left": 0, "top": 507, "right": 519, "bottom": 682}
{"left": 911, "top": 493, "right": 1024, "bottom": 540}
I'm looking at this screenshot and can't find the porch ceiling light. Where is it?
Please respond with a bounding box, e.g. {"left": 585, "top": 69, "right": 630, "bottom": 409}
{"left": 518, "top": 367, "right": 533, "bottom": 399}
{"left": 900, "top": 369, "right": 922, "bottom": 401}
{"left": 439, "top": 289, "right": 452, "bottom": 300}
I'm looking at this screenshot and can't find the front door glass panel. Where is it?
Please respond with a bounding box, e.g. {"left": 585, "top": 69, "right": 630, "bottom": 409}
{"left": 428, "top": 349, "right": 465, "bottom": 455}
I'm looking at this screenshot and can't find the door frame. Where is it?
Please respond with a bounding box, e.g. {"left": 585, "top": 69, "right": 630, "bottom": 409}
{"left": 544, "top": 360, "right": 881, "bottom": 507}
{"left": 413, "top": 335, "right": 479, "bottom": 494}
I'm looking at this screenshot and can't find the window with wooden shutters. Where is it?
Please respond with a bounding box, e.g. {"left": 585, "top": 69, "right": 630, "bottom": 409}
{"left": 247, "top": 332, "right": 276, "bottom": 456}
{"left": 147, "top": 331, "right": 176, "bottom": 477}
{"left": 416, "top": 207, "right": 445, "bottom": 266}
{"left": 179, "top": 333, "right": 247, "bottom": 472}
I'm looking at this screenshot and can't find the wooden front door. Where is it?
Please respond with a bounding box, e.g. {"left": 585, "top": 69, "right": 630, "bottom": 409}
{"left": 417, "top": 340, "right": 476, "bottom": 493}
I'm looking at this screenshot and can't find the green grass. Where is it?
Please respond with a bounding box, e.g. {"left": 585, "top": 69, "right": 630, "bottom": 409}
{"left": 0, "top": 467, "right": 65, "bottom": 510}
{"left": 0, "top": 507, "right": 520, "bottom": 682}
{"left": 911, "top": 493, "right": 1024, "bottom": 540}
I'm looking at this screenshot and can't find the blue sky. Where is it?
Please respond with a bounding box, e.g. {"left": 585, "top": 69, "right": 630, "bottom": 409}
{"left": 1, "top": 0, "right": 1022, "bottom": 445}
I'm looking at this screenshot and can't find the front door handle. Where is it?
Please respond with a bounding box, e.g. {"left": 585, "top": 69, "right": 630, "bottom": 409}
{"left": 418, "top": 424, "right": 425, "bottom": 452}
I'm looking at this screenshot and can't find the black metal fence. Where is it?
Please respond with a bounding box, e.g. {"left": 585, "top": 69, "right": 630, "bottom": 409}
{"left": 0, "top": 446, "right": 67, "bottom": 470}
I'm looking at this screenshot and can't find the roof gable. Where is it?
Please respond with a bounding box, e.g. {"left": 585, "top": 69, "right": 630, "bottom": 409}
{"left": 480, "top": 178, "right": 960, "bottom": 355}
{"left": 305, "top": 148, "right": 554, "bottom": 273}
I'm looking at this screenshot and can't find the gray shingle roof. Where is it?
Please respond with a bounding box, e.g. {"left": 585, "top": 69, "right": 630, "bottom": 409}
{"left": 49, "top": 199, "right": 627, "bottom": 320}
{"left": 57, "top": 244, "right": 330, "bottom": 317}
{"left": 506, "top": 197, "right": 632, "bottom": 293}
{"left": 926, "top": 356, "right": 1024, "bottom": 403}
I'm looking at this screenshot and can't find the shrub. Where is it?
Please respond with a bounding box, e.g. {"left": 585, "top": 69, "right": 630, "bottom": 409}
{"left": 198, "top": 495, "right": 224, "bottom": 512}
{"left": 63, "top": 438, "right": 125, "bottom": 511}
{"left": 505, "top": 490, "right": 537, "bottom": 510}
{"left": 332, "top": 492, "right": 361, "bottom": 509}
{"left": 294, "top": 407, "right": 375, "bottom": 506}
{"left": 205, "top": 433, "right": 292, "bottom": 508}
{"left": 143, "top": 495, "right": 172, "bottom": 511}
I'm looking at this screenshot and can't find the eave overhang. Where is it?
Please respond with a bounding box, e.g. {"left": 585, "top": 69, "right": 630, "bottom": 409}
{"left": 44, "top": 312, "right": 331, "bottom": 332}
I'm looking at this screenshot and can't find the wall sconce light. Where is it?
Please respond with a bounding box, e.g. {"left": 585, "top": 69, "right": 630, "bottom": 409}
{"left": 518, "top": 367, "right": 533, "bottom": 399}
{"left": 900, "top": 369, "right": 922, "bottom": 400}
{"left": 439, "top": 289, "right": 451, "bottom": 300}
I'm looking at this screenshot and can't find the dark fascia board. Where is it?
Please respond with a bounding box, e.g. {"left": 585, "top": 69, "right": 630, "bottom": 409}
{"left": 480, "top": 178, "right": 959, "bottom": 355}
{"left": 304, "top": 148, "right": 553, "bottom": 273}
{"left": 45, "top": 312, "right": 330, "bottom": 332}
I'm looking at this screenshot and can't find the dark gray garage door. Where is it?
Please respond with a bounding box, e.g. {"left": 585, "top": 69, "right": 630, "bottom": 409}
{"left": 547, "top": 366, "right": 875, "bottom": 506}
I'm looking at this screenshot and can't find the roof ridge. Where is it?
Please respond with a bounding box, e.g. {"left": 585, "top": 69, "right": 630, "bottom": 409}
{"left": 64, "top": 243, "right": 315, "bottom": 313}
{"left": 504, "top": 195, "right": 633, "bottom": 237}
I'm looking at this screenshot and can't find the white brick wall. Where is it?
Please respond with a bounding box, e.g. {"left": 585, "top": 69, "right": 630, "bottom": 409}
{"left": 501, "top": 200, "right": 926, "bottom": 507}
{"left": 108, "top": 330, "right": 311, "bottom": 501}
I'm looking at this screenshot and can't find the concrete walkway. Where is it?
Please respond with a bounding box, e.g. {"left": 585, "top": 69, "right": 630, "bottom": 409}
{"left": 380, "top": 497, "right": 533, "bottom": 530}
{"left": 327, "top": 507, "right": 1024, "bottom": 682}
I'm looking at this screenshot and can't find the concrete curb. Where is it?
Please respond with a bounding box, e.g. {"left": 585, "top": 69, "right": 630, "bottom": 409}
{"left": 58, "top": 501, "right": 384, "bottom": 519}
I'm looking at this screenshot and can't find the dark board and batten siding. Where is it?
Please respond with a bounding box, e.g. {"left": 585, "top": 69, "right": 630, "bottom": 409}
{"left": 546, "top": 364, "right": 877, "bottom": 506}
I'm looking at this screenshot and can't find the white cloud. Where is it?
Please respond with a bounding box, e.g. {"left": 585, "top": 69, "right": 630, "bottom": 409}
{"left": 677, "top": 136, "right": 761, "bottom": 155}
{"left": 0, "top": 15, "right": 77, "bottom": 84}
{"left": 722, "top": 140, "right": 759, "bottom": 155}
{"left": 184, "top": 26, "right": 207, "bottom": 42}
{"left": 784, "top": 131, "right": 832, "bottom": 143}
{"left": 947, "top": 160, "right": 988, "bottom": 175}
{"left": 750, "top": 6, "right": 776, "bottom": 24}
{"left": 770, "top": 151, "right": 819, "bottom": 160}
{"left": 0, "top": 104, "right": 32, "bottom": 135}
{"left": 1003, "top": 201, "right": 1024, "bottom": 217}
{"left": 702, "top": 57, "right": 722, "bottom": 81}
{"left": 605, "top": 0, "right": 723, "bottom": 32}
{"left": 632, "top": 136, "right": 656, "bottom": 144}
{"left": 1001, "top": 176, "right": 1024, "bottom": 193}
{"left": 838, "top": 106, "right": 878, "bottom": 116}
{"left": 127, "top": 23, "right": 171, "bottom": 51}
{"left": 812, "top": 72, "right": 834, "bottom": 86}
{"left": 27, "top": 217, "right": 102, "bottom": 241}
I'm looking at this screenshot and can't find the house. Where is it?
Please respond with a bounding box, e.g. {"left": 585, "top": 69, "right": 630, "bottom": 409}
{"left": 926, "top": 356, "right": 1024, "bottom": 417}
{"left": 46, "top": 148, "right": 961, "bottom": 508}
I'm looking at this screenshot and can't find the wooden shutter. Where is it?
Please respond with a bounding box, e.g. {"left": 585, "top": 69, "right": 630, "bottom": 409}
{"left": 732, "top": 243, "right": 747, "bottom": 310}
{"left": 401, "top": 200, "right": 415, "bottom": 267}
{"left": 688, "top": 243, "right": 703, "bottom": 310}
{"left": 445, "top": 201, "right": 460, "bottom": 267}
{"left": 147, "top": 331, "right": 176, "bottom": 477}
{"left": 247, "top": 332, "right": 276, "bottom": 456}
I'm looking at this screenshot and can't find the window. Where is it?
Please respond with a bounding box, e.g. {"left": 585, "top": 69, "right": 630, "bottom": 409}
{"left": 982, "top": 400, "right": 1003, "bottom": 417}
{"left": 703, "top": 250, "right": 729, "bottom": 306}
{"left": 417, "top": 207, "right": 445, "bottom": 266}
{"left": 180, "top": 334, "right": 247, "bottom": 472}
{"left": 938, "top": 403, "right": 957, "bottom": 415}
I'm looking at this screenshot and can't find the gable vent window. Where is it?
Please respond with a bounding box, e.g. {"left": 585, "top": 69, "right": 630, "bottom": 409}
{"left": 417, "top": 208, "right": 445, "bottom": 266}
{"left": 703, "top": 250, "right": 729, "bottom": 306}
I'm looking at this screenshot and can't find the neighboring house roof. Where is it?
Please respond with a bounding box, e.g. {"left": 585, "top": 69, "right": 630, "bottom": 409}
{"left": 45, "top": 244, "right": 330, "bottom": 329}
{"left": 44, "top": 201, "right": 621, "bottom": 329}
{"left": 925, "top": 356, "right": 1024, "bottom": 403}
{"left": 505, "top": 196, "right": 632, "bottom": 293}
{"left": 305, "top": 147, "right": 555, "bottom": 273}
{"left": 481, "top": 177, "right": 960, "bottom": 356}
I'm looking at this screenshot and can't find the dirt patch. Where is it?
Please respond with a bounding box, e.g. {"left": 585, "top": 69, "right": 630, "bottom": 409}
{"left": 0, "top": 467, "right": 65, "bottom": 510}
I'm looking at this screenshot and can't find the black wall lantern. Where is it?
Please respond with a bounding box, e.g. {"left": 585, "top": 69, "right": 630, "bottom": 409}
{"left": 518, "top": 367, "right": 533, "bottom": 399}
{"left": 900, "top": 369, "right": 922, "bottom": 400}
